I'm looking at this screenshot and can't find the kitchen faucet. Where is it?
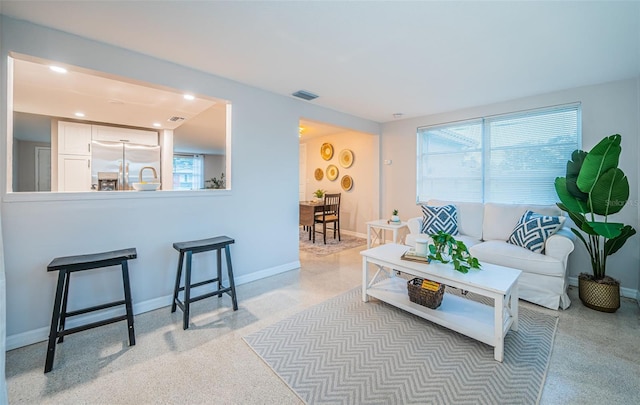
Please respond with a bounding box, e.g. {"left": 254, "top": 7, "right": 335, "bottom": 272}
{"left": 139, "top": 166, "right": 158, "bottom": 183}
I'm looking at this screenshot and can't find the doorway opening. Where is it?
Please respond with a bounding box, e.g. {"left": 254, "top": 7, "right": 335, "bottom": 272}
{"left": 298, "top": 118, "right": 378, "bottom": 254}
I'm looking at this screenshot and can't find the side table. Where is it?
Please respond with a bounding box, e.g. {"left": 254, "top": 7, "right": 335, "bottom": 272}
{"left": 366, "top": 219, "right": 408, "bottom": 248}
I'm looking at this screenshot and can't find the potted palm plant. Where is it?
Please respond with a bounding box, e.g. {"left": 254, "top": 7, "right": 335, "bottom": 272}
{"left": 555, "top": 134, "right": 636, "bottom": 312}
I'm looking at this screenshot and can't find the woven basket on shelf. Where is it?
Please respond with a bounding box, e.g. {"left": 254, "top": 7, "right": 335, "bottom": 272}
{"left": 407, "top": 278, "right": 445, "bottom": 309}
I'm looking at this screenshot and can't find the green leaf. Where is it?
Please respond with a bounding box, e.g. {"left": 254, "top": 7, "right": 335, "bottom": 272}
{"left": 558, "top": 206, "right": 597, "bottom": 235}
{"left": 587, "top": 221, "right": 624, "bottom": 239}
{"left": 604, "top": 225, "right": 637, "bottom": 256}
{"left": 570, "top": 228, "right": 590, "bottom": 251}
{"left": 588, "top": 168, "right": 629, "bottom": 216}
{"left": 577, "top": 134, "right": 621, "bottom": 194}
{"left": 565, "top": 149, "right": 589, "bottom": 200}
{"left": 555, "top": 178, "right": 588, "bottom": 213}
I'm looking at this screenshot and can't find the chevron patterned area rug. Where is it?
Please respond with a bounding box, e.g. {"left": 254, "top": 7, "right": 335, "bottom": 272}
{"left": 244, "top": 287, "right": 558, "bottom": 405}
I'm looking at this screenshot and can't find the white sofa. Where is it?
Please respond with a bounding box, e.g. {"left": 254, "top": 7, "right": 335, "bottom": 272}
{"left": 405, "top": 199, "right": 575, "bottom": 310}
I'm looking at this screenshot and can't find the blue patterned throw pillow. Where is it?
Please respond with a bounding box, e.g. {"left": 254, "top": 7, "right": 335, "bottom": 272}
{"left": 507, "top": 210, "right": 565, "bottom": 253}
{"left": 421, "top": 205, "right": 459, "bottom": 235}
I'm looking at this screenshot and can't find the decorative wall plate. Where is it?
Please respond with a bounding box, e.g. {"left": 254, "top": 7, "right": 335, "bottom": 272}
{"left": 321, "top": 143, "right": 334, "bottom": 161}
{"left": 341, "top": 175, "right": 353, "bottom": 191}
{"left": 314, "top": 168, "right": 324, "bottom": 181}
{"left": 339, "top": 149, "right": 354, "bottom": 168}
{"left": 326, "top": 164, "right": 339, "bottom": 181}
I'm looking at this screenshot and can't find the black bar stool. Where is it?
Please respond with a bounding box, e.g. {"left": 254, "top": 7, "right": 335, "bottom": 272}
{"left": 44, "top": 248, "right": 137, "bottom": 373}
{"left": 171, "top": 236, "right": 237, "bottom": 330}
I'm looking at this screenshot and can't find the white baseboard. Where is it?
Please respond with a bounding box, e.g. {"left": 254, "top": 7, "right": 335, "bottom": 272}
{"left": 568, "top": 276, "right": 639, "bottom": 300}
{"left": 6, "top": 261, "right": 300, "bottom": 351}
{"left": 341, "top": 229, "right": 367, "bottom": 239}
{"left": 343, "top": 228, "right": 407, "bottom": 244}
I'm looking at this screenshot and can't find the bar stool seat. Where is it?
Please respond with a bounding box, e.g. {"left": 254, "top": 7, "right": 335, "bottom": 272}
{"left": 171, "top": 236, "right": 237, "bottom": 330}
{"left": 45, "top": 248, "right": 137, "bottom": 373}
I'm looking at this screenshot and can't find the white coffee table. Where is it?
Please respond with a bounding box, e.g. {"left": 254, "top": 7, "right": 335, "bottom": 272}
{"left": 366, "top": 219, "right": 408, "bottom": 248}
{"left": 361, "top": 243, "right": 521, "bottom": 362}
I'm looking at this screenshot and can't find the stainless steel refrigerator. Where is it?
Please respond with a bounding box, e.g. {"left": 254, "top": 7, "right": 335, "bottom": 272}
{"left": 91, "top": 141, "right": 161, "bottom": 190}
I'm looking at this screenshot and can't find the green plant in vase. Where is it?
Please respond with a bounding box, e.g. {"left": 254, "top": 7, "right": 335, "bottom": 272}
{"left": 555, "top": 134, "right": 636, "bottom": 312}
{"left": 391, "top": 209, "right": 400, "bottom": 222}
{"left": 428, "top": 231, "right": 481, "bottom": 274}
{"left": 205, "top": 173, "right": 225, "bottom": 189}
{"left": 312, "top": 189, "right": 325, "bottom": 201}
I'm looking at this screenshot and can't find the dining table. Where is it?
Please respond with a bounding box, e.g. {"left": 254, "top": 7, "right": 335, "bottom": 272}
{"left": 299, "top": 200, "right": 325, "bottom": 242}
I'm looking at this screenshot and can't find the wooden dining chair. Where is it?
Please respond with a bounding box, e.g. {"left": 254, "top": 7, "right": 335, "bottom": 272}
{"left": 314, "top": 193, "right": 341, "bottom": 244}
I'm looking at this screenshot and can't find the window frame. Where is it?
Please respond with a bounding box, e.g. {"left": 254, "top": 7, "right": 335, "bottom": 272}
{"left": 172, "top": 153, "right": 205, "bottom": 191}
{"left": 416, "top": 103, "right": 582, "bottom": 205}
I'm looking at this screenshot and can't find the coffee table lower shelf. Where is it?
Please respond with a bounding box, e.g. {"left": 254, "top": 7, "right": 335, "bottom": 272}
{"left": 366, "top": 277, "right": 510, "bottom": 350}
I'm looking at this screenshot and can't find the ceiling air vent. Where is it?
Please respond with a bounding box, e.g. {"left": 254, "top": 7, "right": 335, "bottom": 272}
{"left": 167, "top": 116, "right": 186, "bottom": 122}
{"left": 292, "top": 90, "right": 319, "bottom": 101}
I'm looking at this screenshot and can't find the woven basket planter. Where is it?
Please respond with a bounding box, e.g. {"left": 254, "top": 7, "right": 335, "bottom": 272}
{"left": 578, "top": 275, "right": 620, "bottom": 313}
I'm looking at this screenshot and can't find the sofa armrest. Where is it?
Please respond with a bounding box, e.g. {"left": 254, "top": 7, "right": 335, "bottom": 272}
{"left": 544, "top": 228, "right": 575, "bottom": 267}
{"left": 406, "top": 217, "right": 422, "bottom": 235}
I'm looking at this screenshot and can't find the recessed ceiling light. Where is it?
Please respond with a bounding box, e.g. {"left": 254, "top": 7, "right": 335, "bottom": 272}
{"left": 183, "top": 94, "right": 195, "bottom": 101}
{"left": 74, "top": 112, "right": 85, "bottom": 117}
{"left": 153, "top": 123, "right": 162, "bottom": 128}
{"left": 50, "top": 66, "right": 67, "bottom": 74}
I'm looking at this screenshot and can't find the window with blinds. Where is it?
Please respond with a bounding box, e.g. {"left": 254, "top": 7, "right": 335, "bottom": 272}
{"left": 417, "top": 103, "right": 581, "bottom": 205}
{"left": 173, "top": 154, "right": 204, "bottom": 190}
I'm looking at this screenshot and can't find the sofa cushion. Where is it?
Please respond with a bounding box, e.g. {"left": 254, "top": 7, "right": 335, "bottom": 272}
{"left": 507, "top": 210, "right": 566, "bottom": 253}
{"left": 483, "top": 203, "right": 562, "bottom": 241}
{"left": 427, "top": 199, "right": 484, "bottom": 240}
{"left": 469, "top": 240, "right": 566, "bottom": 277}
{"left": 405, "top": 232, "right": 482, "bottom": 249}
{"left": 421, "top": 204, "right": 459, "bottom": 235}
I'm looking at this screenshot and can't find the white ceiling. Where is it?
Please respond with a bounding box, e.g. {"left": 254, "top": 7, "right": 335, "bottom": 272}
{"left": 2, "top": 1, "right": 639, "bottom": 124}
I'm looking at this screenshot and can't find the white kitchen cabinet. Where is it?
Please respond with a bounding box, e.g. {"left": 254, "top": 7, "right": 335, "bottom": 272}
{"left": 58, "top": 154, "right": 91, "bottom": 191}
{"left": 56, "top": 121, "right": 158, "bottom": 191}
{"left": 92, "top": 125, "right": 158, "bottom": 146}
{"left": 58, "top": 121, "right": 92, "bottom": 155}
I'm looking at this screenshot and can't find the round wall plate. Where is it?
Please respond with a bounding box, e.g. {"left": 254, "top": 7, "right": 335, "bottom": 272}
{"left": 321, "top": 143, "right": 334, "bottom": 160}
{"left": 341, "top": 175, "right": 353, "bottom": 191}
{"left": 339, "top": 149, "right": 354, "bottom": 168}
{"left": 314, "top": 168, "right": 324, "bottom": 181}
{"left": 326, "top": 164, "right": 339, "bottom": 181}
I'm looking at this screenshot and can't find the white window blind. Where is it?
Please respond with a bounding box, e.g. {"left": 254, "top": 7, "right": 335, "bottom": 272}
{"left": 417, "top": 104, "right": 580, "bottom": 205}
{"left": 173, "top": 154, "right": 204, "bottom": 190}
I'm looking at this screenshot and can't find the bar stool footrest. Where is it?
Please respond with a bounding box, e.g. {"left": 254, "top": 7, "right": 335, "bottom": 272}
{"left": 65, "top": 299, "right": 126, "bottom": 317}
{"left": 58, "top": 315, "right": 129, "bottom": 337}
{"left": 176, "top": 277, "right": 220, "bottom": 292}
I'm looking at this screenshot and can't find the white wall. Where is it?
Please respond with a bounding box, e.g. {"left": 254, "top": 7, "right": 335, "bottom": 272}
{"left": 0, "top": 211, "right": 6, "bottom": 404}
{"left": 301, "top": 129, "right": 379, "bottom": 235}
{"left": 381, "top": 78, "right": 640, "bottom": 292}
{"left": 203, "top": 154, "right": 225, "bottom": 186}
{"left": 0, "top": 11, "right": 10, "bottom": 403}
{"left": 0, "top": 17, "right": 379, "bottom": 349}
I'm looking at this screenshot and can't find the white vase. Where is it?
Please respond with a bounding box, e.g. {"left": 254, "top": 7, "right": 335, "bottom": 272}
{"left": 391, "top": 215, "right": 400, "bottom": 222}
